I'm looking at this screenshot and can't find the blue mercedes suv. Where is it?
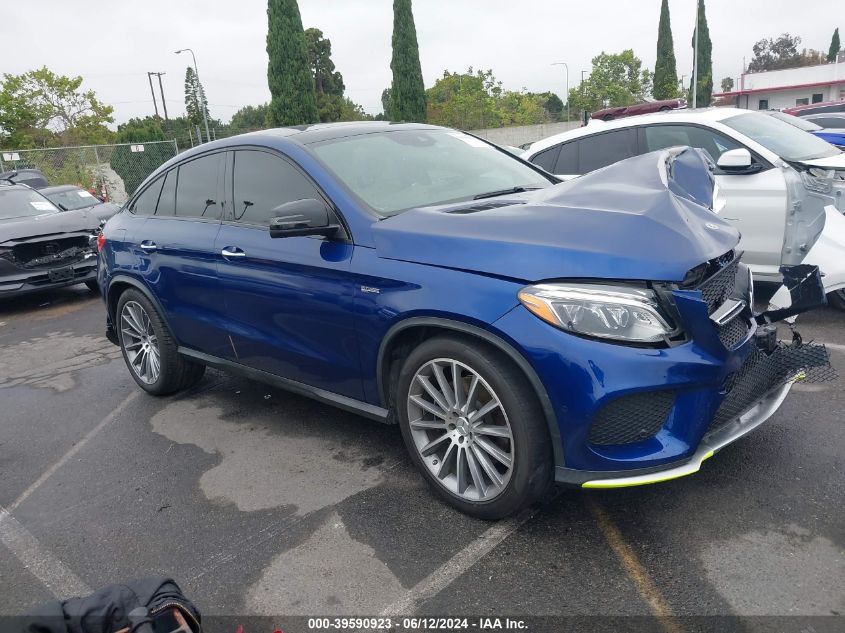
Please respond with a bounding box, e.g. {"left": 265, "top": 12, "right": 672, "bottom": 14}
{"left": 98, "top": 122, "right": 831, "bottom": 518}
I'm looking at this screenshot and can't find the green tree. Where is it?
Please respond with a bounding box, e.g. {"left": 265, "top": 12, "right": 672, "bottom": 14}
{"left": 689, "top": 0, "right": 713, "bottom": 107}
{"left": 266, "top": 0, "right": 318, "bottom": 126}
{"left": 389, "top": 0, "right": 426, "bottom": 122}
{"left": 653, "top": 0, "right": 678, "bottom": 100}
{"left": 426, "top": 69, "right": 501, "bottom": 129}
{"left": 305, "top": 28, "right": 344, "bottom": 96}
{"left": 0, "top": 67, "right": 113, "bottom": 148}
{"left": 748, "top": 33, "right": 827, "bottom": 72}
{"left": 720, "top": 76, "right": 734, "bottom": 93}
{"left": 229, "top": 104, "right": 269, "bottom": 130}
{"left": 828, "top": 27, "right": 841, "bottom": 62}
{"left": 183, "top": 66, "right": 209, "bottom": 128}
{"left": 568, "top": 50, "right": 653, "bottom": 115}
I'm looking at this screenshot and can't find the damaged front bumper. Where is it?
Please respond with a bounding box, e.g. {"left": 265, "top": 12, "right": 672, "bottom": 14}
{"left": 580, "top": 338, "right": 835, "bottom": 488}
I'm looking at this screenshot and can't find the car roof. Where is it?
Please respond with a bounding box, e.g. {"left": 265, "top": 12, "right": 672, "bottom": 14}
{"left": 524, "top": 107, "right": 748, "bottom": 156}
{"left": 40, "top": 184, "right": 83, "bottom": 195}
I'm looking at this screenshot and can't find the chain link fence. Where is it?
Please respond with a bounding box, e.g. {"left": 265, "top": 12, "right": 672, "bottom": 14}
{"left": 0, "top": 140, "right": 179, "bottom": 204}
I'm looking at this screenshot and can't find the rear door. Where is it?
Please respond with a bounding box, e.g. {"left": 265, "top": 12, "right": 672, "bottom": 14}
{"left": 131, "top": 151, "right": 229, "bottom": 355}
{"left": 214, "top": 148, "right": 362, "bottom": 398}
{"left": 639, "top": 123, "right": 788, "bottom": 278}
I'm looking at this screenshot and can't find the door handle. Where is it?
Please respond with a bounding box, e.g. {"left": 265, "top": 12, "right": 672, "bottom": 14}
{"left": 221, "top": 247, "right": 246, "bottom": 259}
{"left": 140, "top": 241, "right": 157, "bottom": 252}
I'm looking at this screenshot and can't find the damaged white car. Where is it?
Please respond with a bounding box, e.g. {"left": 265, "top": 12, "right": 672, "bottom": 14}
{"left": 521, "top": 108, "right": 845, "bottom": 310}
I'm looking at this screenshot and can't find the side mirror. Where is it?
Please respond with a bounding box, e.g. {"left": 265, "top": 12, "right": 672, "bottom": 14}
{"left": 269, "top": 198, "right": 340, "bottom": 239}
{"left": 717, "top": 148, "right": 753, "bottom": 171}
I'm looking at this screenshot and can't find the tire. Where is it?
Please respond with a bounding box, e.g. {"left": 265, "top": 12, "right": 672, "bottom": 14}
{"left": 603, "top": 114, "right": 615, "bottom": 121}
{"left": 659, "top": 106, "right": 672, "bottom": 112}
{"left": 828, "top": 290, "right": 845, "bottom": 311}
{"left": 115, "top": 288, "right": 205, "bottom": 395}
{"left": 84, "top": 279, "right": 99, "bottom": 292}
{"left": 395, "top": 335, "right": 552, "bottom": 519}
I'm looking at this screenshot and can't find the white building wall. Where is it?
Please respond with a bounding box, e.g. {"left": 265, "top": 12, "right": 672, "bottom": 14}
{"left": 739, "top": 84, "right": 845, "bottom": 110}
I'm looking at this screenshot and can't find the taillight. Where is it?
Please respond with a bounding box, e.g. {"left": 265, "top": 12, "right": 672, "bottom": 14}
{"left": 97, "top": 232, "right": 106, "bottom": 252}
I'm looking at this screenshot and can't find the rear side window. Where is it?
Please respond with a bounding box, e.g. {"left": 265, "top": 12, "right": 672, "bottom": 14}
{"left": 530, "top": 146, "right": 559, "bottom": 172}
{"left": 555, "top": 141, "right": 579, "bottom": 174}
{"left": 231, "top": 150, "right": 321, "bottom": 227}
{"left": 131, "top": 177, "right": 164, "bottom": 216}
{"left": 578, "top": 129, "right": 638, "bottom": 173}
{"left": 175, "top": 153, "right": 223, "bottom": 219}
{"left": 810, "top": 117, "right": 845, "bottom": 128}
{"left": 156, "top": 169, "right": 177, "bottom": 216}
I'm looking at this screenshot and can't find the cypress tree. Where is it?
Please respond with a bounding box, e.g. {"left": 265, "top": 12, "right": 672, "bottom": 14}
{"left": 689, "top": 0, "right": 713, "bottom": 107}
{"left": 184, "top": 67, "right": 209, "bottom": 127}
{"left": 828, "top": 28, "right": 841, "bottom": 62}
{"left": 266, "top": 0, "right": 318, "bottom": 126}
{"left": 653, "top": 0, "right": 678, "bottom": 99}
{"left": 389, "top": 0, "right": 426, "bottom": 122}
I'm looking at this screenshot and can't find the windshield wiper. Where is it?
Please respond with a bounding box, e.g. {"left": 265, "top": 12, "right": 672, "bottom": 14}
{"left": 473, "top": 186, "right": 539, "bottom": 200}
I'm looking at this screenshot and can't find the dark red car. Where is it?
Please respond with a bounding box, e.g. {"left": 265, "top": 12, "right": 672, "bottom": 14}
{"left": 783, "top": 100, "right": 845, "bottom": 117}
{"left": 590, "top": 98, "right": 685, "bottom": 121}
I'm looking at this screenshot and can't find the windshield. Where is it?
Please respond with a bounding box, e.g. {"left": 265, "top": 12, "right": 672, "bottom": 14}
{"left": 44, "top": 188, "right": 103, "bottom": 211}
{"left": 723, "top": 112, "right": 840, "bottom": 161}
{"left": 765, "top": 110, "right": 821, "bottom": 132}
{"left": 311, "top": 129, "right": 554, "bottom": 216}
{"left": 0, "top": 187, "right": 60, "bottom": 220}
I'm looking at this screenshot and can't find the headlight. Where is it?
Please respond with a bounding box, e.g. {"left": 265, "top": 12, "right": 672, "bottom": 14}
{"left": 517, "top": 283, "right": 678, "bottom": 343}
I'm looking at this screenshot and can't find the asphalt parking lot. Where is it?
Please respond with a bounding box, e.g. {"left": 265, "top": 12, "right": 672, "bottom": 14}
{"left": 1, "top": 285, "right": 843, "bottom": 631}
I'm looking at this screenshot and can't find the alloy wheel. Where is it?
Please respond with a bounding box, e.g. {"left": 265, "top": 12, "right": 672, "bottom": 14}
{"left": 407, "top": 358, "right": 514, "bottom": 502}
{"left": 120, "top": 300, "right": 161, "bottom": 384}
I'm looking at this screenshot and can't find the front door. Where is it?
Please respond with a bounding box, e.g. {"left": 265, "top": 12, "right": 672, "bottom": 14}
{"left": 214, "top": 148, "right": 363, "bottom": 399}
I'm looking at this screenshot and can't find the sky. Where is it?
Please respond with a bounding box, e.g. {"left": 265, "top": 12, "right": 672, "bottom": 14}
{"left": 5, "top": 0, "right": 841, "bottom": 127}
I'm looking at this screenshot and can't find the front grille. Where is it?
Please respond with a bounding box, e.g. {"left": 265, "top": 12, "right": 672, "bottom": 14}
{"left": 698, "top": 258, "right": 739, "bottom": 315}
{"left": 588, "top": 391, "right": 675, "bottom": 445}
{"left": 709, "top": 342, "right": 836, "bottom": 434}
{"left": 12, "top": 237, "right": 91, "bottom": 269}
{"left": 718, "top": 316, "right": 750, "bottom": 350}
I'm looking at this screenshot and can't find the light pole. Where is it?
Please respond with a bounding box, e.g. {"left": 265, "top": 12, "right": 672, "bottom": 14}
{"left": 551, "top": 62, "right": 569, "bottom": 122}
{"left": 175, "top": 48, "right": 210, "bottom": 143}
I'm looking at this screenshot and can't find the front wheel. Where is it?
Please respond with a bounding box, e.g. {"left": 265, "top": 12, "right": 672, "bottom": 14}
{"left": 116, "top": 289, "right": 205, "bottom": 395}
{"left": 396, "top": 336, "right": 552, "bottom": 519}
{"left": 828, "top": 290, "right": 845, "bottom": 311}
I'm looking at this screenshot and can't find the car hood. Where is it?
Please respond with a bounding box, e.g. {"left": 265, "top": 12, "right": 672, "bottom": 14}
{"left": 0, "top": 207, "right": 101, "bottom": 245}
{"left": 371, "top": 148, "right": 739, "bottom": 283}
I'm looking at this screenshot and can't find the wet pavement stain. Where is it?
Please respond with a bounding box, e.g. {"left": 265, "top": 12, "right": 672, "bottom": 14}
{"left": 149, "top": 398, "right": 388, "bottom": 514}
{"left": 0, "top": 331, "right": 120, "bottom": 391}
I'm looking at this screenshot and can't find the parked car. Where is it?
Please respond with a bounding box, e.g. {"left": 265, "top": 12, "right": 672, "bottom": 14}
{"left": 764, "top": 110, "right": 845, "bottom": 150}
{"left": 41, "top": 184, "right": 121, "bottom": 223}
{"left": 0, "top": 181, "right": 101, "bottom": 298}
{"left": 591, "top": 98, "right": 684, "bottom": 121}
{"left": 801, "top": 113, "right": 845, "bottom": 148}
{"left": 0, "top": 168, "right": 49, "bottom": 189}
{"left": 97, "top": 122, "right": 833, "bottom": 518}
{"left": 784, "top": 100, "right": 845, "bottom": 117}
{"left": 522, "top": 108, "right": 845, "bottom": 310}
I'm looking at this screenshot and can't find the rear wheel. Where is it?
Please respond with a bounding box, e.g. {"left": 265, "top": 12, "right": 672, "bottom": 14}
{"left": 396, "top": 336, "right": 552, "bottom": 519}
{"left": 828, "top": 290, "right": 845, "bottom": 311}
{"left": 659, "top": 106, "right": 672, "bottom": 112}
{"left": 116, "top": 289, "right": 205, "bottom": 395}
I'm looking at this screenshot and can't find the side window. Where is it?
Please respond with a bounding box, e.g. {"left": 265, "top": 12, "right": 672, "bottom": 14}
{"left": 578, "top": 129, "right": 637, "bottom": 173}
{"left": 131, "top": 177, "right": 164, "bottom": 216}
{"left": 175, "top": 153, "right": 222, "bottom": 219}
{"left": 554, "top": 141, "right": 579, "bottom": 174}
{"left": 231, "top": 150, "right": 321, "bottom": 227}
{"left": 530, "top": 146, "right": 560, "bottom": 172}
{"left": 643, "top": 125, "right": 740, "bottom": 162}
{"left": 156, "top": 169, "right": 177, "bottom": 216}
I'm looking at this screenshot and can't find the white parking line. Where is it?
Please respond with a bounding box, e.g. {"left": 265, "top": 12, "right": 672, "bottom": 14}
{"left": 377, "top": 507, "right": 539, "bottom": 617}
{"left": 0, "top": 507, "right": 91, "bottom": 598}
{"left": 9, "top": 391, "right": 139, "bottom": 512}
